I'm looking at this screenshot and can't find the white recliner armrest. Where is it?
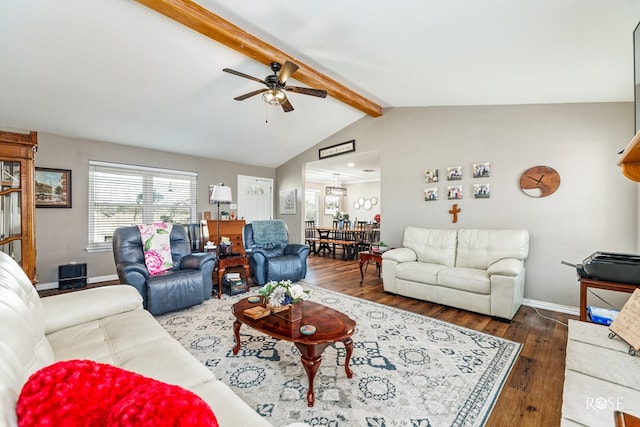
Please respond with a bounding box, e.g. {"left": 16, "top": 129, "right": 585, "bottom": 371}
{"left": 42, "top": 285, "right": 143, "bottom": 334}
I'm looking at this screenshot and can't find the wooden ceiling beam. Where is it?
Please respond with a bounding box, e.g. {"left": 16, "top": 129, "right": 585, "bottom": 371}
{"left": 134, "top": 0, "right": 383, "bottom": 117}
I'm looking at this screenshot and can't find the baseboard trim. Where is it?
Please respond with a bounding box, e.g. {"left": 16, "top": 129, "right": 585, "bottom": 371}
{"left": 88, "top": 274, "right": 119, "bottom": 284}
{"left": 36, "top": 274, "right": 119, "bottom": 291}
{"left": 522, "top": 298, "right": 579, "bottom": 316}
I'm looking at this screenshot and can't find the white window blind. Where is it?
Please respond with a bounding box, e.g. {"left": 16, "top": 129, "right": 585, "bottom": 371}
{"left": 88, "top": 161, "right": 197, "bottom": 251}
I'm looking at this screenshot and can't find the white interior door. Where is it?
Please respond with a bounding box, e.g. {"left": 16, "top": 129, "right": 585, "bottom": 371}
{"left": 237, "top": 175, "right": 273, "bottom": 223}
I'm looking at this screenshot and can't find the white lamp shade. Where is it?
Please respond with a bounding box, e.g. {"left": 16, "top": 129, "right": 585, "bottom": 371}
{"left": 210, "top": 185, "right": 233, "bottom": 203}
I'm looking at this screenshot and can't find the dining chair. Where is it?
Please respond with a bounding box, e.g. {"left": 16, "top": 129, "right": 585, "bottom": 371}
{"left": 304, "top": 220, "right": 318, "bottom": 254}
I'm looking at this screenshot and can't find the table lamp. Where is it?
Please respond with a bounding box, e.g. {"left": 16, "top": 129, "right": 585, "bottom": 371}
{"left": 209, "top": 184, "right": 233, "bottom": 249}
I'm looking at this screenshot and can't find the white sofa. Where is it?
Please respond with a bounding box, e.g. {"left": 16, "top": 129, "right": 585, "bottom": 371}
{"left": 562, "top": 319, "right": 640, "bottom": 426}
{"left": 381, "top": 227, "right": 529, "bottom": 320}
{"left": 0, "top": 252, "right": 308, "bottom": 427}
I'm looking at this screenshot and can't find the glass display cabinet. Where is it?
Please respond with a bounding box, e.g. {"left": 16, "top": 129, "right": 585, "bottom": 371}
{"left": 0, "top": 130, "right": 38, "bottom": 283}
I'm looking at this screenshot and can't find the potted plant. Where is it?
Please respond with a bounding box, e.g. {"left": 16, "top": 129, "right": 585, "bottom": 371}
{"left": 333, "top": 211, "right": 350, "bottom": 227}
{"left": 258, "top": 280, "right": 310, "bottom": 322}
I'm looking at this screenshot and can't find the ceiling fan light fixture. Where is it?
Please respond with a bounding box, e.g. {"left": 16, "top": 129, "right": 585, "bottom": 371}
{"left": 262, "top": 88, "right": 286, "bottom": 106}
{"left": 224, "top": 61, "right": 323, "bottom": 112}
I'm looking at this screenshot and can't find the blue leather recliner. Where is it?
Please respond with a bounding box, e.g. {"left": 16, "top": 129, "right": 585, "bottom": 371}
{"left": 112, "top": 224, "right": 216, "bottom": 315}
{"left": 242, "top": 220, "right": 309, "bottom": 286}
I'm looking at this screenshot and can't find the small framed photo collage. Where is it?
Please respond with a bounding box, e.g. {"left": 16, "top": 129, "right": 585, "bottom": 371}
{"left": 424, "top": 162, "right": 491, "bottom": 201}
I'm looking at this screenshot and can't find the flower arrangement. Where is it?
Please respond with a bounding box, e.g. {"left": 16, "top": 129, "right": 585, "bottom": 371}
{"left": 334, "top": 211, "right": 349, "bottom": 222}
{"left": 258, "top": 280, "right": 310, "bottom": 307}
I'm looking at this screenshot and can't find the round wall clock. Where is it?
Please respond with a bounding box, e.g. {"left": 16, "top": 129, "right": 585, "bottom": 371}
{"left": 519, "top": 166, "right": 561, "bottom": 197}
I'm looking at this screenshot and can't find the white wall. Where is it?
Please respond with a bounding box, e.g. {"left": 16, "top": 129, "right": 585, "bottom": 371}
{"left": 345, "top": 181, "right": 380, "bottom": 224}
{"left": 277, "top": 102, "right": 638, "bottom": 308}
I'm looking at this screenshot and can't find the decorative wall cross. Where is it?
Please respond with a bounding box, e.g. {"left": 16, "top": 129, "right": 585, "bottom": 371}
{"left": 449, "top": 203, "right": 461, "bottom": 223}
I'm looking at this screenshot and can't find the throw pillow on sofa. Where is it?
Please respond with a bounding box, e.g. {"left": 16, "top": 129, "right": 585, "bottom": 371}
{"left": 16, "top": 359, "right": 218, "bottom": 427}
{"left": 138, "top": 223, "right": 174, "bottom": 275}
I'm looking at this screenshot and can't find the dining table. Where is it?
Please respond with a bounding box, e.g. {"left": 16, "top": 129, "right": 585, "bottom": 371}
{"left": 312, "top": 227, "right": 366, "bottom": 260}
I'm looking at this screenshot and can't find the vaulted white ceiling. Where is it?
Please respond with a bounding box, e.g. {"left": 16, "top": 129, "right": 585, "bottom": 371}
{"left": 1, "top": 0, "right": 639, "bottom": 176}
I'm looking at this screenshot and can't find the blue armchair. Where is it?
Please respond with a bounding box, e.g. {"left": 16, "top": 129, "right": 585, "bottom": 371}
{"left": 112, "top": 224, "right": 216, "bottom": 315}
{"left": 242, "top": 220, "right": 309, "bottom": 286}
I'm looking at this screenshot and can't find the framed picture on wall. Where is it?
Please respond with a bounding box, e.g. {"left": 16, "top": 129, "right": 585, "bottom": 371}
{"left": 473, "top": 183, "right": 491, "bottom": 199}
{"left": 473, "top": 162, "right": 491, "bottom": 178}
{"left": 424, "top": 168, "right": 439, "bottom": 183}
{"left": 324, "top": 195, "right": 339, "bottom": 215}
{"left": 447, "top": 185, "right": 462, "bottom": 200}
{"left": 35, "top": 167, "right": 72, "bottom": 208}
{"left": 279, "top": 189, "right": 297, "bottom": 214}
{"left": 447, "top": 166, "right": 462, "bottom": 180}
{"left": 424, "top": 187, "right": 438, "bottom": 201}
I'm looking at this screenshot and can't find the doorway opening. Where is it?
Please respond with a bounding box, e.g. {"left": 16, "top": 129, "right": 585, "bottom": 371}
{"left": 304, "top": 151, "right": 380, "bottom": 229}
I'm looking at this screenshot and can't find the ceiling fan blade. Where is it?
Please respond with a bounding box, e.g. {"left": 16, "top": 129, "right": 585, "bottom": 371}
{"left": 278, "top": 61, "right": 299, "bottom": 84}
{"left": 222, "top": 68, "right": 266, "bottom": 85}
{"left": 233, "top": 88, "right": 267, "bottom": 101}
{"left": 285, "top": 86, "right": 328, "bottom": 98}
{"left": 281, "top": 97, "right": 294, "bottom": 112}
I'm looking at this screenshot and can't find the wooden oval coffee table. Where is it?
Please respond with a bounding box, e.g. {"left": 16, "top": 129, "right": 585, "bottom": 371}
{"left": 232, "top": 298, "right": 356, "bottom": 407}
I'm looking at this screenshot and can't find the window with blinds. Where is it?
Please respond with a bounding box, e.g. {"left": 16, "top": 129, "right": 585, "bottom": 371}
{"left": 88, "top": 161, "right": 197, "bottom": 251}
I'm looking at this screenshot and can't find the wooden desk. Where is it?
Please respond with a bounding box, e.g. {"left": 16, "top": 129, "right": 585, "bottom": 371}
{"left": 206, "top": 220, "right": 246, "bottom": 255}
{"left": 216, "top": 254, "right": 250, "bottom": 299}
{"left": 359, "top": 251, "right": 382, "bottom": 284}
{"left": 579, "top": 278, "right": 639, "bottom": 321}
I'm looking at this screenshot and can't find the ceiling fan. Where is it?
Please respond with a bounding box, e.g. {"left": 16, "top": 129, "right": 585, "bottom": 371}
{"left": 223, "top": 61, "right": 327, "bottom": 112}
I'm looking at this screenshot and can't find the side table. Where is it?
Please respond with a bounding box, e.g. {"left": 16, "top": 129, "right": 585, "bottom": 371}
{"left": 579, "top": 278, "right": 638, "bottom": 322}
{"left": 216, "top": 254, "right": 250, "bottom": 299}
{"left": 359, "top": 251, "right": 382, "bottom": 284}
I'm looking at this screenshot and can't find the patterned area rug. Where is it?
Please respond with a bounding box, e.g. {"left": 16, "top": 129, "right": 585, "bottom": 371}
{"left": 156, "top": 285, "right": 521, "bottom": 427}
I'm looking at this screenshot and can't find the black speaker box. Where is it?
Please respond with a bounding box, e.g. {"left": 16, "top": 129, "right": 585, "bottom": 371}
{"left": 59, "top": 263, "right": 87, "bottom": 290}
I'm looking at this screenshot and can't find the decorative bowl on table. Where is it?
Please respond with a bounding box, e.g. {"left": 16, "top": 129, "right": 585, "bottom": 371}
{"left": 300, "top": 325, "right": 316, "bottom": 335}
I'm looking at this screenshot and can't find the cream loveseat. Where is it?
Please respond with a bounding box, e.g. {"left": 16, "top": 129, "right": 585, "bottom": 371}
{"left": 381, "top": 227, "right": 529, "bottom": 320}
{"left": 0, "top": 252, "right": 308, "bottom": 427}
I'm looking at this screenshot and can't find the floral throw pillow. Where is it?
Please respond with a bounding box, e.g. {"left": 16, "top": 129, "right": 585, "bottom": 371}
{"left": 137, "top": 223, "right": 174, "bottom": 275}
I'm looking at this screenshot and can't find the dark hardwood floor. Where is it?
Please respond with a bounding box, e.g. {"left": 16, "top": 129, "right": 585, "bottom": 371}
{"left": 40, "top": 254, "right": 574, "bottom": 426}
